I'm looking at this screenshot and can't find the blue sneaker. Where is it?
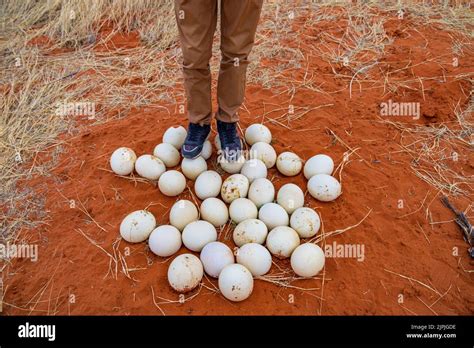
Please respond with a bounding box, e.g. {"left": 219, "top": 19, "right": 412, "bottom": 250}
{"left": 217, "top": 120, "right": 242, "bottom": 162}
{"left": 181, "top": 123, "right": 211, "bottom": 159}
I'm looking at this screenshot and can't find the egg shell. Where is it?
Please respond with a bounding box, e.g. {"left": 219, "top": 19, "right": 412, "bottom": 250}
{"left": 276, "top": 183, "right": 305, "bottom": 214}
{"left": 167, "top": 254, "right": 203, "bottom": 293}
{"left": 236, "top": 243, "right": 272, "bottom": 276}
{"left": 218, "top": 264, "right": 254, "bottom": 302}
{"left": 229, "top": 198, "right": 258, "bottom": 224}
{"left": 200, "top": 242, "right": 235, "bottom": 278}
{"left": 200, "top": 197, "right": 229, "bottom": 227}
{"left": 304, "top": 154, "right": 334, "bottom": 179}
{"left": 221, "top": 174, "right": 249, "bottom": 203}
{"left": 163, "top": 126, "right": 187, "bottom": 149}
{"left": 240, "top": 159, "right": 267, "bottom": 183}
{"left": 181, "top": 156, "right": 207, "bottom": 180}
{"left": 110, "top": 147, "right": 137, "bottom": 175}
{"left": 233, "top": 219, "right": 268, "bottom": 247}
{"left": 248, "top": 178, "right": 275, "bottom": 208}
{"left": 169, "top": 200, "right": 199, "bottom": 231}
{"left": 148, "top": 225, "right": 182, "bottom": 257}
{"left": 158, "top": 170, "right": 186, "bottom": 196}
{"left": 182, "top": 220, "right": 217, "bottom": 252}
{"left": 266, "top": 226, "right": 300, "bottom": 258}
{"left": 276, "top": 152, "right": 303, "bottom": 176}
{"left": 290, "top": 207, "right": 321, "bottom": 238}
{"left": 120, "top": 210, "right": 156, "bottom": 243}
{"left": 201, "top": 140, "right": 213, "bottom": 160}
{"left": 195, "top": 170, "right": 222, "bottom": 200}
{"left": 258, "top": 203, "right": 289, "bottom": 230}
{"left": 307, "top": 174, "right": 341, "bottom": 202}
{"left": 153, "top": 143, "right": 181, "bottom": 167}
{"left": 244, "top": 124, "right": 272, "bottom": 145}
{"left": 291, "top": 243, "right": 325, "bottom": 277}
{"left": 134, "top": 154, "right": 166, "bottom": 180}
{"left": 219, "top": 155, "right": 245, "bottom": 174}
{"left": 250, "top": 142, "right": 277, "bottom": 168}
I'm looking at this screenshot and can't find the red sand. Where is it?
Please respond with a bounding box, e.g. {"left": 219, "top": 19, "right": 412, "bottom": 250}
{"left": 3, "top": 13, "right": 473, "bottom": 315}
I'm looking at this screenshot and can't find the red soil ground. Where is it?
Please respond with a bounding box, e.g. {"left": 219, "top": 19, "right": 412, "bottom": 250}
{"left": 3, "top": 13, "right": 473, "bottom": 315}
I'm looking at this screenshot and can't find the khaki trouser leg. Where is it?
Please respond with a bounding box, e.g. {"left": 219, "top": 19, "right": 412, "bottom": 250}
{"left": 174, "top": 0, "right": 217, "bottom": 125}
{"left": 217, "top": 0, "right": 263, "bottom": 123}
{"left": 175, "top": 0, "right": 262, "bottom": 124}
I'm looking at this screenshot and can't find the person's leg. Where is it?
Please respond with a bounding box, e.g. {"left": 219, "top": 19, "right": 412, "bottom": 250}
{"left": 174, "top": 0, "right": 217, "bottom": 158}
{"left": 217, "top": 0, "right": 263, "bottom": 123}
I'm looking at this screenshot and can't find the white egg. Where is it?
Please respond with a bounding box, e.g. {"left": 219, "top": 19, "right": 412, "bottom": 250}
{"left": 244, "top": 124, "right": 272, "bottom": 145}
{"left": 200, "top": 242, "right": 235, "bottom": 278}
{"left": 167, "top": 253, "right": 203, "bottom": 293}
{"left": 169, "top": 200, "right": 199, "bottom": 231}
{"left": 181, "top": 156, "right": 207, "bottom": 180}
{"left": 290, "top": 207, "right": 321, "bottom": 238}
{"left": 248, "top": 178, "right": 275, "bottom": 208}
{"left": 194, "top": 170, "right": 222, "bottom": 200}
{"left": 120, "top": 210, "right": 156, "bottom": 243}
{"left": 304, "top": 154, "right": 334, "bottom": 179}
{"left": 250, "top": 142, "right": 277, "bottom": 168}
{"left": 134, "top": 154, "right": 166, "bottom": 180}
{"left": 182, "top": 220, "right": 217, "bottom": 252}
{"left": 276, "top": 152, "right": 303, "bottom": 176}
{"left": 153, "top": 143, "right": 181, "bottom": 167}
{"left": 240, "top": 159, "right": 267, "bottom": 183}
{"left": 201, "top": 140, "right": 213, "bottom": 160}
{"left": 214, "top": 135, "right": 221, "bottom": 150}
{"left": 307, "top": 174, "right": 341, "bottom": 202}
{"left": 266, "top": 226, "right": 300, "bottom": 258}
{"left": 236, "top": 243, "right": 272, "bottom": 276}
{"left": 233, "top": 219, "right": 268, "bottom": 247}
{"left": 219, "top": 155, "right": 245, "bottom": 174}
{"left": 148, "top": 225, "right": 182, "bottom": 257}
{"left": 258, "top": 203, "right": 289, "bottom": 230}
{"left": 158, "top": 170, "right": 186, "bottom": 196}
{"left": 291, "top": 243, "right": 325, "bottom": 277}
{"left": 163, "top": 126, "right": 187, "bottom": 149}
{"left": 229, "top": 198, "right": 258, "bottom": 224}
{"left": 110, "top": 147, "right": 137, "bottom": 175}
{"left": 221, "top": 174, "right": 249, "bottom": 203}
{"left": 276, "top": 183, "right": 305, "bottom": 214}
{"left": 218, "top": 264, "right": 254, "bottom": 302}
{"left": 200, "top": 198, "right": 229, "bottom": 227}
